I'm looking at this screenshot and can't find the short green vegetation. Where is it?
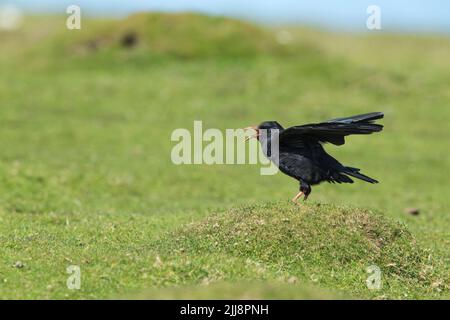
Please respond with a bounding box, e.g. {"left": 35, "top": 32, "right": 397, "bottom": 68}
{"left": 0, "top": 13, "right": 449, "bottom": 299}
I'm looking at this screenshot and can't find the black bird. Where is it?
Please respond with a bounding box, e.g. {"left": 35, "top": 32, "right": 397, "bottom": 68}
{"left": 245, "top": 112, "right": 384, "bottom": 204}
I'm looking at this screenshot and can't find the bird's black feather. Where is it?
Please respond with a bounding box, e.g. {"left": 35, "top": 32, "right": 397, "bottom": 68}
{"left": 325, "top": 112, "right": 384, "bottom": 124}
{"left": 279, "top": 112, "right": 384, "bottom": 146}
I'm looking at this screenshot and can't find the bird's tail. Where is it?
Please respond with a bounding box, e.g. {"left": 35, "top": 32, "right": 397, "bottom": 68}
{"left": 343, "top": 166, "right": 378, "bottom": 184}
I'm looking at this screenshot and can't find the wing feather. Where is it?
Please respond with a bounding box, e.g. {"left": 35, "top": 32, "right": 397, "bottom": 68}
{"left": 280, "top": 112, "right": 384, "bottom": 146}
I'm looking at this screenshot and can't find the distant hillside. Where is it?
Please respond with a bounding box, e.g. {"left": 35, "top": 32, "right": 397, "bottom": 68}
{"left": 57, "top": 13, "right": 302, "bottom": 59}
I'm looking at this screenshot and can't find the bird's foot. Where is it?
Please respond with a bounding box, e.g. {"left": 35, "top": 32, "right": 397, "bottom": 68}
{"left": 291, "top": 191, "right": 304, "bottom": 206}
{"left": 291, "top": 200, "right": 302, "bottom": 207}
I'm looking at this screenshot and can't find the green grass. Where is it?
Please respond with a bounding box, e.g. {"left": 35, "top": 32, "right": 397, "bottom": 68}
{"left": 0, "top": 13, "right": 449, "bottom": 299}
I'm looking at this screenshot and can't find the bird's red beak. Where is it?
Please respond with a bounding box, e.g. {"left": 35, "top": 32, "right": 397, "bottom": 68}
{"left": 243, "top": 125, "right": 260, "bottom": 141}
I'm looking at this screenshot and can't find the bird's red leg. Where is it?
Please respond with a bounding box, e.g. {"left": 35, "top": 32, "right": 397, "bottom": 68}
{"left": 291, "top": 191, "right": 304, "bottom": 205}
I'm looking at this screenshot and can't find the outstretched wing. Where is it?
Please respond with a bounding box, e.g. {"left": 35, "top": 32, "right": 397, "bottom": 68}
{"left": 280, "top": 112, "right": 384, "bottom": 147}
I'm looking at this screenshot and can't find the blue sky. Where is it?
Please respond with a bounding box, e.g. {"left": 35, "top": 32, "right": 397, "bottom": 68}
{"left": 4, "top": 0, "right": 450, "bottom": 34}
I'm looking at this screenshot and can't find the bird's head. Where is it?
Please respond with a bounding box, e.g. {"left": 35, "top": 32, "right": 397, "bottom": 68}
{"left": 258, "top": 121, "right": 284, "bottom": 131}
{"left": 244, "top": 121, "right": 283, "bottom": 141}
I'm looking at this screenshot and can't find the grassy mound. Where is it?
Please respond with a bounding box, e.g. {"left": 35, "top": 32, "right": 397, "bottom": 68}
{"left": 59, "top": 13, "right": 298, "bottom": 59}
{"left": 152, "top": 202, "right": 444, "bottom": 299}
